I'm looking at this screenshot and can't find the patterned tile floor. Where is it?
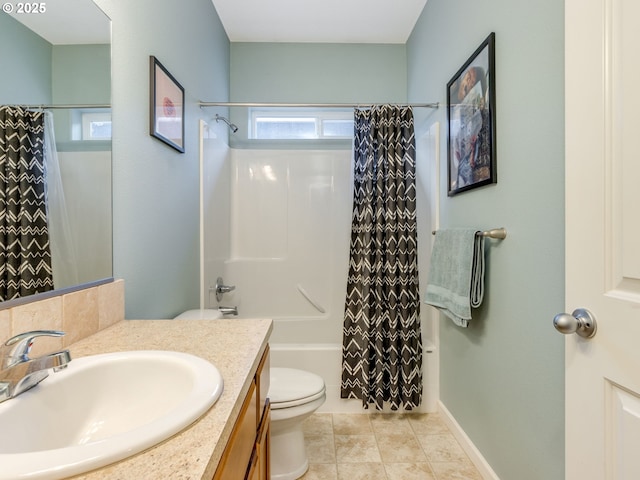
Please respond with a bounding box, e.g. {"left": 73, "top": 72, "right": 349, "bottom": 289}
{"left": 299, "top": 412, "right": 483, "bottom": 480}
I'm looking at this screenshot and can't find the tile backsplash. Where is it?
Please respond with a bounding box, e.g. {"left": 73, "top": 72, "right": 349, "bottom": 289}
{"left": 0, "top": 280, "right": 124, "bottom": 355}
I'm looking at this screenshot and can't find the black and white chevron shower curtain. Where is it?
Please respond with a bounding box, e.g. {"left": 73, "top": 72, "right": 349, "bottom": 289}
{"left": 0, "top": 106, "right": 54, "bottom": 301}
{"left": 341, "top": 105, "right": 422, "bottom": 410}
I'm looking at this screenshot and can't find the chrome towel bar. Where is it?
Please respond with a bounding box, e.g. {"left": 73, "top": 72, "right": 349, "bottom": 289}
{"left": 432, "top": 227, "right": 507, "bottom": 239}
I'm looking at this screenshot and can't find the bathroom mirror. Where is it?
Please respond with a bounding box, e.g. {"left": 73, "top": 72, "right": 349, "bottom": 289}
{"left": 0, "top": 0, "right": 113, "bottom": 307}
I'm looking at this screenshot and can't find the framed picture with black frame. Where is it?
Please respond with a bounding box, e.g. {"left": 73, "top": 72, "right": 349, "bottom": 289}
{"left": 150, "top": 56, "right": 185, "bottom": 153}
{"left": 446, "top": 33, "right": 496, "bottom": 196}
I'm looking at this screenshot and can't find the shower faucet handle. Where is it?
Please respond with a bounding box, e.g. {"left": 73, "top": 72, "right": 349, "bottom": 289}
{"left": 214, "top": 277, "right": 236, "bottom": 302}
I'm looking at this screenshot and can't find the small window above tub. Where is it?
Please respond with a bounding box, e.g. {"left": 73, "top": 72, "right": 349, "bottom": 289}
{"left": 81, "top": 111, "right": 112, "bottom": 140}
{"left": 249, "top": 108, "right": 353, "bottom": 140}
{"left": 51, "top": 108, "right": 111, "bottom": 152}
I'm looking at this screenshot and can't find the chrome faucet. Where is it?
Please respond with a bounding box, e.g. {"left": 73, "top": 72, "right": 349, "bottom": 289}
{"left": 0, "top": 330, "right": 71, "bottom": 403}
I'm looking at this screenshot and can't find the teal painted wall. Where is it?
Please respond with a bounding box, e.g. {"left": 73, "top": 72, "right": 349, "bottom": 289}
{"left": 94, "top": 0, "right": 230, "bottom": 318}
{"left": 51, "top": 44, "right": 111, "bottom": 145}
{"left": 0, "top": 19, "right": 109, "bottom": 107}
{"left": 407, "top": 1, "right": 565, "bottom": 479}
{"left": 0, "top": 15, "right": 110, "bottom": 144}
{"left": 0, "top": 13, "right": 51, "bottom": 104}
{"left": 230, "top": 43, "right": 406, "bottom": 103}
{"left": 229, "top": 43, "right": 407, "bottom": 146}
{"left": 52, "top": 44, "right": 110, "bottom": 105}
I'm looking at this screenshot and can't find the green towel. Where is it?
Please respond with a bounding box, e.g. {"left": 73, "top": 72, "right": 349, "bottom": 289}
{"left": 424, "top": 229, "right": 485, "bottom": 327}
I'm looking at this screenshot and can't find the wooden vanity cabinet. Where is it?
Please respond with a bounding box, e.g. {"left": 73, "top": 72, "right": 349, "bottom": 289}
{"left": 213, "top": 345, "right": 270, "bottom": 480}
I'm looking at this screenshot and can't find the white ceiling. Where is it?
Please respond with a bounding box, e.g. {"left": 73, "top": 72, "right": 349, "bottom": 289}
{"left": 9, "top": 0, "right": 426, "bottom": 45}
{"left": 8, "top": 0, "right": 110, "bottom": 45}
{"left": 210, "top": 0, "right": 428, "bottom": 43}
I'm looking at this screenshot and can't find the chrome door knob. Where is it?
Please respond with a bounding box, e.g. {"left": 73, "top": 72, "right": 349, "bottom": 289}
{"left": 553, "top": 308, "right": 597, "bottom": 338}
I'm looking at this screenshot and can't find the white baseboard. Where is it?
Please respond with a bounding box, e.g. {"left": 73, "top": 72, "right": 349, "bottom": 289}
{"left": 438, "top": 401, "right": 500, "bottom": 480}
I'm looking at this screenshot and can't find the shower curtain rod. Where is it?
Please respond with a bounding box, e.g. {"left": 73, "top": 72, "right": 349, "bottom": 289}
{"left": 19, "top": 104, "right": 111, "bottom": 109}
{"left": 199, "top": 101, "right": 439, "bottom": 109}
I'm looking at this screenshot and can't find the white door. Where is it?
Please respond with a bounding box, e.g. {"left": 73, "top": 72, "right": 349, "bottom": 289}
{"left": 564, "top": 0, "right": 640, "bottom": 478}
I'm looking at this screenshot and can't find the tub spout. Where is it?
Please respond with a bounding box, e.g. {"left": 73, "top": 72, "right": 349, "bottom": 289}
{"left": 218, "top": 306, "right": 238, "bottom": 316}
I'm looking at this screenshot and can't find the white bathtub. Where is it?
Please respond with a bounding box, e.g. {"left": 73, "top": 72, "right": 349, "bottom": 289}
{"left": 269, "top": 337, "right": 438, "bottom": 414}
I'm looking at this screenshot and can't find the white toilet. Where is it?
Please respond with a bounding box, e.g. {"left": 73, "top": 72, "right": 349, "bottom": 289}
{"left": 269, "top": 367, "right": 326, "bottom": 480}
{"left": 173, "top": 309, "right": 326, "bottom": 480}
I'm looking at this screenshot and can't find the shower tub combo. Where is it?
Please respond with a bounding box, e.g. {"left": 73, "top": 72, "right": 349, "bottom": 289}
{"left": 203, "top": 148, "right": 438, "bottom": 413}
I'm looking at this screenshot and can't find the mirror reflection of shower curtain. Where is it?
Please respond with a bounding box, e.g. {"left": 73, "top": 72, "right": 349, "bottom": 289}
{"left": 44, "top": 111, "right": 79, "bottom": 289}
{"left": 0, "top": 106, "right": 54, "bottom": 300}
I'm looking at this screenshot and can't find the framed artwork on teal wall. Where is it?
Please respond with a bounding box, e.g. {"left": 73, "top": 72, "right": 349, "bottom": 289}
{"left": 149, "top": 56, "right": 185, "bottom": 153}
{"left": 446, "top": 33, "right": 496, "bottom": 196}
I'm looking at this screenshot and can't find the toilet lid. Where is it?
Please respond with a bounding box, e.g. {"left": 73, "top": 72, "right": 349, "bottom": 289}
{"left": 269, "top": 367, "right": 325, "bottom": 408}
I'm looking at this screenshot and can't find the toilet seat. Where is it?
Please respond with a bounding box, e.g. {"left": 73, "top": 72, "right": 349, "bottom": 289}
{"left": 270, "top": 367, "right": 325, "bottom": 410}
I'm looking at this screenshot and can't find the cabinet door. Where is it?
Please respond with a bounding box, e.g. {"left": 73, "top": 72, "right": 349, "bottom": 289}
{"left": 257, "top": 403, "right": 271, "bottom": 480}
{"left": 256, "top": 345, "right": 270, "bottom": 423}
{"left": 213, "top": 381, "right": 258, "bottom": 480}
{"left": 212, "top": 345, "right": 270, "bottom": 480}
{"left": 245, "top": 405, "right": 270, "bottom": 480}
{"left": 246, "top": 451, "right": 259, "bottom": 480}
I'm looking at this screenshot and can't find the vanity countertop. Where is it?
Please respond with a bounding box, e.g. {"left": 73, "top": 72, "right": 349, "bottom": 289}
{"left": 66, "top": 318, "right": 272, "bottom": 480}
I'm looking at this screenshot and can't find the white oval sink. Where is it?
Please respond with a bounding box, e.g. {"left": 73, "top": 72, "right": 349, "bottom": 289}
{"left": 0, "top": 350, "right": 224, "bottom": 480}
